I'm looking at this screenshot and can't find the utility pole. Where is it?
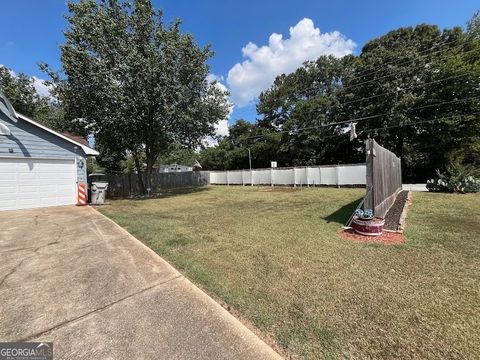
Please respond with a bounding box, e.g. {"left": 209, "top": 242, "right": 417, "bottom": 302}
{"left": 248, "top": 148, "right": 253, "bottom": 186}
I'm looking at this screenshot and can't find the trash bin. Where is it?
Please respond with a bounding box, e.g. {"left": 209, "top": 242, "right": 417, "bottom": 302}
{"left": 88, "top": 173, "right": 109, "bottom": 204}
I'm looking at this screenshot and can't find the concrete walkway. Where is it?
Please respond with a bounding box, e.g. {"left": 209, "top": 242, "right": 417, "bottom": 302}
{"left": 0, "top": 206, "right": 280, "bottom": 360}
{"left": 402, "top": 183, "right": 427, "bottom": 192}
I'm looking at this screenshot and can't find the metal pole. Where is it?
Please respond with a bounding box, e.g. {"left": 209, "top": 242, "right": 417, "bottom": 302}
{"left": 248, "top": 148, "right": 253, "bottom": 187}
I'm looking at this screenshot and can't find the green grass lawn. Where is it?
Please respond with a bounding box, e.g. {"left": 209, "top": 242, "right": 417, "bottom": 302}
{"left": 99, "top": 186, "right": 480, "bottom": 359}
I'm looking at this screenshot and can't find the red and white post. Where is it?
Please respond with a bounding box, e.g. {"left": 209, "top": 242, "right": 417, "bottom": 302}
{"left": 77, "top": 183, "right": 87, "bottom": 206}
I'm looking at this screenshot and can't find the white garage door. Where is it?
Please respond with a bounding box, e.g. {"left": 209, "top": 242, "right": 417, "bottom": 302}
{"left": 0, "top": 158, "right": 76, "bottom": 211}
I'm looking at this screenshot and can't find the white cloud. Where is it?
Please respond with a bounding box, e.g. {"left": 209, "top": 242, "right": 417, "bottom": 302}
{"left": 32, "top": 76, "right": 52, "bottom": 97}
{"left": 207, "top": 73, "right": 228, "bottom": 93}
{"left": 227, "top": 18, "right": 356, "bottom": 107}
{"left": 214, "top": 119, "right": 229, "bottom": 137}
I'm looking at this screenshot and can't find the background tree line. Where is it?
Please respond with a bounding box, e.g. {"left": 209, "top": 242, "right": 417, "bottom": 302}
{"left": 1, "top": 5, "right": 478, "bottom": 183}
{"left": 199, "top": 12, "right": 480, "bottom": 182}
{"left": 0, "top": 66, "right": 66, "bottom": 131}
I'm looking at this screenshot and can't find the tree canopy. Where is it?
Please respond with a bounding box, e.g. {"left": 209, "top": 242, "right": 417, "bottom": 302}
{"left": 46, "top": 0, "right": 229, "bottom": 190}
{"left": 200, "top": 16, "right": 480, "bottom": 181}
{"left": 0, "top": 66, "right": 65, "bottom": 131}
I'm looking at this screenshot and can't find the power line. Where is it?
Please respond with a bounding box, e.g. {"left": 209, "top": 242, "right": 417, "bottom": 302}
{"left": 260, "top": 42, "right": 479, "bottom": 135}
{"left": 283, "top": 72, "right": 477, "bottom": 125}
{"left": 348, "top": 36, "right": 473, "bottom": 81}
{"left": 358, "top": 112, "right": 480, "bottom": 136}
{"left": 293, "top": 63, "right": 478, "bottom": 115}
{"left": 301, "top": 112, "right": 479, "bottom": 141}
{"left": 252, "top": 112, "right": 479, "bottom": 143}
{"left": 340, "top": 72, "right": 477, "bottom": 107}
{"left": 297, "top": 46, "right": 479, "bottom": 109}
{"left": 241, "top": 95, "right": 479, "bottom": 141}
{"left": 326, "top": 95, "right": 480, "bottom": 127}
{"left": 341, "top": 47, "right": 478, "bottom": 91}
{"left": 237, "top": 43, "right": 480, "bottom": 143}
{"left": 296, "top": 95, "right": 480, "bottom": 132}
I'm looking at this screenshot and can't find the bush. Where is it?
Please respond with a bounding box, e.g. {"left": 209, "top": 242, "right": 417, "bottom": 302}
{"left": 427, "top": 164, "right": 480, "bottom": 193}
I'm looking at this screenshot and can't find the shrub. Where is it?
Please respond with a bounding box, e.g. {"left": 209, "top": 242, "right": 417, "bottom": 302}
{"left": 427, "top": 163, "right": 480, "bottom": 193}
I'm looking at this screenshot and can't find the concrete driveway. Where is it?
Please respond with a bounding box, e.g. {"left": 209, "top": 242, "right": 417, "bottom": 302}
{"left": 0, "top": 206, "right": 280, "bottom": 360}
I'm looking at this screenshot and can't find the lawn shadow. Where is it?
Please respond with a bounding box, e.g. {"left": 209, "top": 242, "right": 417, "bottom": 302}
{"left": 323, "top": 197, "right": 363, "bottom": 225}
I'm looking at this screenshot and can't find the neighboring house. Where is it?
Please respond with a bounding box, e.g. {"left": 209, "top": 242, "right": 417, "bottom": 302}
{"left": 155, "top": 164, "right": 193, "bottom": 173}
{"left": 0, "top": 94, "right": 98, "bottom": 211}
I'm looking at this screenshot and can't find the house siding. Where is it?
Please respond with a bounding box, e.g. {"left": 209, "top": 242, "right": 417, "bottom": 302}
{"left": 0, "top": 112, "right": 86, "bottom": 159}
{"left": 0, "top": 112, "right": 89, "bottom": 193}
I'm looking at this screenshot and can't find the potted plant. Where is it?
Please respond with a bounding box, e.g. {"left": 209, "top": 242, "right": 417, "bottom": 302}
{"left": 352, "top": 208, "right": 385, "bottom": 236}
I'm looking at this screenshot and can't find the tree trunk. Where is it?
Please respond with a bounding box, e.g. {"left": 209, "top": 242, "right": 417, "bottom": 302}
{"left": 133, "top": 155, "right": 146, "bottom": 195}
{"left": 144, "top": 150, "right": 159, "bottom": 194}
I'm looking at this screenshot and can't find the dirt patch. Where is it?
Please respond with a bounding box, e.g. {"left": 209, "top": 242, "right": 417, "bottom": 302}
{"left": 384, "top": 190, "right": 409, "bottom": 231}
{"left": 340, "top": 229, "right": 405, "bottom": 245}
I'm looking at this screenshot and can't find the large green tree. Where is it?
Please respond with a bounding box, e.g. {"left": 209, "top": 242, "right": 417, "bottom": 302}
{"left": 344, "top": 25, "right": 450, "bottom": 179}
{"left": 0, "top": 66, "right": 65, "bottom": 131}
{"left": 341, "top": 24, "right": 479, "bottom": 180}
{"left": 0, "top": 66, "right": 38, "bottom": 117}
{"left": 257, "top": 55, "right": 361, "bottom": 166}
{"left": 47, "top": 0, "right": 229, "bottom": 191}
{"left": 199, "top": 119, "right": 282, "bottom": 170}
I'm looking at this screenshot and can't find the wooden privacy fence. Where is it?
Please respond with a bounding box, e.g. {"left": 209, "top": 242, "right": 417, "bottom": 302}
{"left": 106, "top": 171, "right": 210, "bottom": 198}
{"left": 365, "top": 139, "right": 402, "bottom": 218}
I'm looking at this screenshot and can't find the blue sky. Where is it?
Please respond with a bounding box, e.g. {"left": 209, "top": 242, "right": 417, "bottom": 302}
{"left": 0, "top": 1, "right": 478, "bottom": 134}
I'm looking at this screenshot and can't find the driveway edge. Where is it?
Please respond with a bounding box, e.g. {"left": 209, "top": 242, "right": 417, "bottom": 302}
{"left": 89, "top": 206, "right": 282, "bottom": 359}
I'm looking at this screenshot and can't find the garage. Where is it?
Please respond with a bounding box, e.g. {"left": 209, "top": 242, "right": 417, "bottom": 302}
{"left": 0, "top": 158, "right": 76, "bottom": 211}
{"left": 0, "top": 92, "right": 98, "bottom": 211}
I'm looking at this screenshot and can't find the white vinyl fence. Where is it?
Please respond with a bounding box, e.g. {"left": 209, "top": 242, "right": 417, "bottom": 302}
{"left": 210, "top": 164, "right": 366, "bottom": 187}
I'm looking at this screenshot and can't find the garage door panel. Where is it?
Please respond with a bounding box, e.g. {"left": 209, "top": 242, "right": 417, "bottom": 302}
{"left": 38, "top": 185, "right": 57, "bottom": 192}
{"left": 16, "top": 191, "right": 43, "bottom": 200}
{"left": 57, "top": 184, "right": 73, "bottom": 192}
{"left": 40, "top": 198, "right": 60, "bottom": 206}
{"left": 0, "top": 200, "right": 16, "bottom": 210}
{"left": 17, "top": 174, "right": 38, "bottom": 181}
{"left": 0, "top": 191, "right": 18, "bottom": 201}
{"left": 0, "top": 166, "right": 13, "bottom": 173}
{"left": 54, "top": 196, "right": 74, "bottom": 205}
{"left": 43, "top": 173, "right": 72, "bottom": 180}
{"left": 18, "top": 185, "right": 38, "bottom": 193}
{"left": 16, "top": 198, "right": 39, "bottom": 207}
{"left": 0, "top": 172, "right": 17, "bottom": 180}
{"left": 13, "top": 163, "right": 35, "bottom": 172}
{"left": 0, "top": 158, "right": 76, "bottom": 211}
{"left": 0, "top": 179, "right": 17, "bottom": 186}
{"left": 16, "top": 180, "right": 39, "bottom": 187}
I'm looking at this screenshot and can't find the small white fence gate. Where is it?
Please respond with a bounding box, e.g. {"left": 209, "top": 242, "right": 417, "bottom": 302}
{"left": 210, "top": 164, "right": 366, "bottom": 187}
